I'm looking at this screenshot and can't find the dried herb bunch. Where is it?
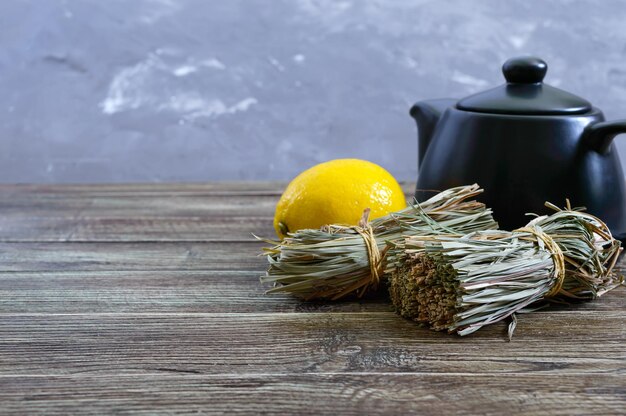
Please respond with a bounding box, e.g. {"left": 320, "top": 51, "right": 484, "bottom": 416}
{"left": 386, "top": 202, "right": 623, "bottom": 337}
{"left": 260, "top": 184, "right": 498, "bottom": 300}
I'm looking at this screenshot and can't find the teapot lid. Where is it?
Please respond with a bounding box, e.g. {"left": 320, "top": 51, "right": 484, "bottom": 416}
{"left": 456, "top": 56, "right": 592, "bottom": 115}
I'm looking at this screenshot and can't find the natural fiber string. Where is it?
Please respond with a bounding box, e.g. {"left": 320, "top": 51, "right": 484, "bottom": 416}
{"left": 354, "top": 208, "right": 383, "bottom": 290}
{"left": 318, "top": 208, "right": 385, "bottom": 299}
{"left": 515, "top": 226, "right": 566, "bottom": 298}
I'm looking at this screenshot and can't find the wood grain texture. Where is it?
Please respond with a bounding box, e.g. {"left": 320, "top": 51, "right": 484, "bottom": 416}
{"left": 0, "top": 270, "right": 391, "bottom": 313}
{"left": 0, "top": 194, "right": 279, "bottom": 216}
{"left": 0, "top": 309, "right": 624, "bottom": 376}
{"left": 0, "top": 182, "right": 414, "bottom": 242}
{"left": 0, "top": 216, "right": 275, "bottom": 242}
{"left": 1, "top": 374, "right": 623, "bottom": 416}
{"left": 0, "top": 242, "right": 264, "bottom": 272}
{"left": 0, "top": 182, "right": 291, "bottom": 195}
{"left": 1, "top": 269, "right": 621, "bottom": 314}
{"left": 0, "top": 182, "right": 624, "bottom": 415}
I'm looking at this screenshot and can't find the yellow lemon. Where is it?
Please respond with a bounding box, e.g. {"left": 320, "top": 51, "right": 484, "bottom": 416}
{"left": 274, "top": 159, "right": 407, "bottom": 239}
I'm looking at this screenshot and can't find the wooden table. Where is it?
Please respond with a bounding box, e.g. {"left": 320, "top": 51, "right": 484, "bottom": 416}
{"left": 0, "top": 182, "right": 624, "bottom": 415}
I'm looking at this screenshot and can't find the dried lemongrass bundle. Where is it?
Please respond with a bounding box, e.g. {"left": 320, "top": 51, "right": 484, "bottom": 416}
{"left": 387, "top": 203, "right": 623, "bottom": 338}
{"left": 260, "top": 184, "right": 498, "bottom": 300}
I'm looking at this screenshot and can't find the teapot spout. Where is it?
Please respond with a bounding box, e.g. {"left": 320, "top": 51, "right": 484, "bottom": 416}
{"left": 410, "top": 99, "right": 456, "bottom": 167}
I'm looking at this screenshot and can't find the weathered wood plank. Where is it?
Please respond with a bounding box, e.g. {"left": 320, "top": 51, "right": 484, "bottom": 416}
{"left": 0, "top": 182, "right": 414, "bottom": 242}
{"left": 0, "top": 216, "right": 275, "bottom": 242}
{"left": 1, "top": 239, "right": 622, "bottom": 275}
{"left": 0, "top": 270, "right": 391, "bottom": 314}
{"left": 0, "top": 181, "right": 623, "bottom": 416}
{"left": 0, "top": 182, "right": 291, "bottom": 195}
{"left": 0, "top": 309, "right": 624, "bottom": 376}
{"left": 1, "top": 373, "right": 623, "bottom": 415}
{"left": 0, "top": 182, "right": 283, "bottom": 243}
{"left": 0, "top": 194, "right": 279, "bottom": 217}
{"left": 0, "top": 270, "right": 622, "bottom": 314}
{"left": 0, "top": 242, "right": 266, "bottom": 272}
{"left": 0, "top": 181, "right": 414, "bottom": 196}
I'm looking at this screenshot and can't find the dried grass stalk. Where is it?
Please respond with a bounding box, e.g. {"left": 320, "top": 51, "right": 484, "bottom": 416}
{"left": 387, "top": 202, "right": 623, "bottom": 338}
{"left": 259, "top": 184, "right": 498, "bottom": 300}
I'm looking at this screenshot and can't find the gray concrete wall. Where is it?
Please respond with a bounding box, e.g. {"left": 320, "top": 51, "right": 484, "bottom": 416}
{"left": 1, "top": 0, "right": 626, "bottom": 183}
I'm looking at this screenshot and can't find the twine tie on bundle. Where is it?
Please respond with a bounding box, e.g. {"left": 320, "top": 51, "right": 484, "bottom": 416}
{"left": 353, "top": 208, "right": 384, "bottom": 293}
{"left": 515, "top": 226, "right": 566, "bottom": 298}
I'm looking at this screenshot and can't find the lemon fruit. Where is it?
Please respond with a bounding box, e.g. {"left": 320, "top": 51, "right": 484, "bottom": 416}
{"left": 273, "top": 159, "right": 407, "bottom": 239}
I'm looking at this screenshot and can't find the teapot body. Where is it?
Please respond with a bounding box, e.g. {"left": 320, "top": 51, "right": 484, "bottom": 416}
{"left": 416, "top": 106, "right": 626, "bottom": 240}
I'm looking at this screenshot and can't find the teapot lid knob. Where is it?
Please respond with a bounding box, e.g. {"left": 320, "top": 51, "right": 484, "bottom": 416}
{"left": 502, "top": 56, "right": 547, "bottom": 84}
{"left": 456, "top": 56, "right": 592, "bottom": 115}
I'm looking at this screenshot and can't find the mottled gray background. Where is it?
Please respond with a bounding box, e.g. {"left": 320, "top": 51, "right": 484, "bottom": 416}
{"left": 1, "top": 0, "right": 626, "bottom": 183}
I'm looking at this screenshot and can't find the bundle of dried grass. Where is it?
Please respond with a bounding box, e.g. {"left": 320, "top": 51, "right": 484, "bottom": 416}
{"left": 386, "top": 202, "right": 623, "bottom": 338}
{"left": 259, "top": 184, "right": 498, "bottom": 300}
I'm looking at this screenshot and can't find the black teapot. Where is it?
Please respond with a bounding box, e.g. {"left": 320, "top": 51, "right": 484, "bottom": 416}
{"left": 411, "top": 56, "right": 626, "bottom": 242}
